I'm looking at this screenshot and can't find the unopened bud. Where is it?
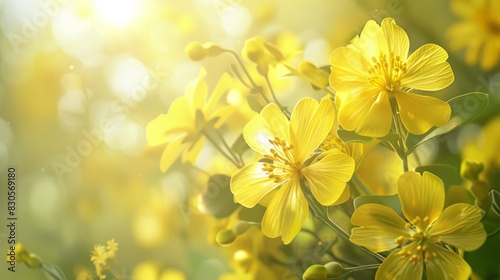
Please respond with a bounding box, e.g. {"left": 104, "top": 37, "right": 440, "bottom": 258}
{"left": 24, "top": 253, "right": 43, "bottom": 269}
{"left": 216, "top": 229, "right": 237, "bottom": 246}
{"left": 325, "top": 262, "right": 344, "bottom": 278}
{"left": 232, "top": 221, "right": 250, "bottom": 235}
{"left": 186, "top": 41, "right": 207, "bottom": 61}
{"left": 204, "top": 42, "right": 224, "bottom": 57}
{"left": 302, "top": 264, "right": 327, "bottom": 280}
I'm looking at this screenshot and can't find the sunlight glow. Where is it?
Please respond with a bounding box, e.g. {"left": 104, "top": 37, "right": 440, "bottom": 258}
{"left": 94, "top": 0, "right": 139, "bottom": 28}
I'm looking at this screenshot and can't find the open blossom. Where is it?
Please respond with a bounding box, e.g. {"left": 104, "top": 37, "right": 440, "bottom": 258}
{"left": 231, "top": 98, "right": 355, "bottom": 244}
{"left": 350, "top": 171, "right": 486, "bottom": 280}
{"left": 146, "top": 69, "right": 234, "bottom": 172}
{"left": 330, "top": 17, "right": 454, "bottom": 137}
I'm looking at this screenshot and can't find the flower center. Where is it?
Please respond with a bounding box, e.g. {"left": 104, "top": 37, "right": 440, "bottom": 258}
{"left": 262, "top": 137, "right": 297, "bottom": 183}
{"left": 368, "top": 52, "right": 407, "bottom": 93}
{"left": 395, "top": 215, "right": 440, "bottom": 265}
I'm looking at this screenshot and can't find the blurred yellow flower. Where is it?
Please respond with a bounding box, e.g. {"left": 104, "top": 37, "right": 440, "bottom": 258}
{"left": 448, "top": 0, "right": 500, "bottom": 70}
{"left": 146, "top": 69, "right": 234, "bottom": 172}
{"left": 350, "top": 171, "right": 486, "bottom": 280}
{"left": 330, "top": 17, "right": 454, "bottom": 137}
{"left": 231, "top": 98, "right": 355, "bottom": 244}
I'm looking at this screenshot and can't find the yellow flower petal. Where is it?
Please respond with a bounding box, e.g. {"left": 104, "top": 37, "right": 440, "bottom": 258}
{"left": 145, "top": 98, "right": 192, "bottom": 146}
{"left": 395, "top": 91, "right": 451, "bottom": 135}
{"left": 375, "top": 247, "right": 423, "bottom": 280}
{"left": 350, "top": 204, "right": 410, "bottom": 252}
{"left": 329, "top": 47, "right": 371, "bottom": 92}
{"left": 206, "top": 73, "right": 232, "bottom": 113}
{"left": 261, "top": 176, "right": 308, "bottom": 244}
{"left": 160, "top": 136, "right": 184, "bottom": 172}
{"left": 338, "top": 89, "right": 392, "bottom": 137}
{"left": 230, "top": 162, "right": 280, "bottom": 208}
{"left": 301, "top": 150, "right": 354, "bottom": 205}
{"left": 290, "top": 98, "right": 334, "bottom": 161}
{"left": 381, "top": 18, "right": 409, "bottom": 61}
{"left": 425, "top": 243, "right": 471, "bottom": 280}
{"left": 243, "top": 103, "right": 289, "bottom": 155}
{"left": 357, "top": 19, "right": 386, "bottom": 59}
{"left": 429, "top": 203, "right": 486, "bottom": 251}
{"left": 398, "top": 172, "right": 444, "bottom": 229}
{"left": 402, "top": 44, "right": 454, "bottom": 91}
{"left": 186, "top": 76, "right": 208, "bottom": 112}
{"left": 480, "top": 36, "right": 500, "bottom": 71}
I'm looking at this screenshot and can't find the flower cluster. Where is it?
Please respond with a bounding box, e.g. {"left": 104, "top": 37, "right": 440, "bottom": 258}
{"left": 144, "top": 16, "right": 494, "bottom": 280}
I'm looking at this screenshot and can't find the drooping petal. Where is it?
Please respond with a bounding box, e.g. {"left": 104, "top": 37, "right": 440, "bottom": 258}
{"left": 381, "top": 18, "right": 409, "bottom": 61}
{"left": 429, "top": 203, "right": 486, "bottom": 251}
{"left": 159, "top": 136, "right": 184, "bottom": 172}
{"left": 230, "top": 162, "right": 280, "bottom": 208}
{"left": 375, "top": 247, "right": 423, "bottom": 280}
{"left": 398, "top": 172, "right": 444, "bottom": 229}
{"left": 395, "top": 91, "right": 451, "bottom": 135}
{"left": 338, "top": 89, "right": 392, "bottom": 137}
{"left": 290, "top": 98, "right": 335, "bottom": 162}
{"left": 146, "top": 98, "right": 192, "bottom": 146}
{"left": 261, "top": 176, "right": 308, "bottom": 244}
{"left": 425, "top": 243, "right": 471, "bottom": 280}
{"left": 329, "top": 47, "right": 372, "bottom": 92}
{"left": 402, "top": 44, "right": 454, "bottom": 91}
{"left": 243, "top": 103, "right": 289, "bottom": 155}
{"left": 301, "top": 150, "right": 354, "bottom": 205}
{"left": 350, "top": 204, "right": 411, "bottom": 252}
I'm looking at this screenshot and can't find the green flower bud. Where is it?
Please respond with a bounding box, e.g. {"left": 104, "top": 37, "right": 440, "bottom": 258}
{"left": 185, "top": 41, "right": 207, "bottom": 61}
{"left": 302, "top": 264, "right": 327, "bottom": 280}
{"left": 325, "top": 262, "right": 344, "bottom": 278}
{"left": 216, "top": 229, "right": 237, "bottom": 246}
{"left": 232, "top": 221, "right": 250, "bottom": 235}
{"left": 24, "top": 253, "right": 43, "bottom": 269}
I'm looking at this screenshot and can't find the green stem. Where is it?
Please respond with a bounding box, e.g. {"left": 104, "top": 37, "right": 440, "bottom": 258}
{"left": 202, "top": 130, "right": 241, "bottom": 167}
{"left": 264, "top": 75, "right": 290, "bottom": 117}
{"left": 351, "top": 174, "right": 373, "bottom": 196}
{"left": 343, "top": 263, "right": 380, "bottom": 274}
{"left": 214, "top": 128, "right": 244, "bottom": 167}
{"left": 226, "top": 49, "right": 258, "bottom": 88}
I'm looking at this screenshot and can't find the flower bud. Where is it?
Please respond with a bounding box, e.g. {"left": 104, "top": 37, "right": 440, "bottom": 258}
{"left": 302, "top": 264, "right": 327, "bottom": 280}
{"left": 232, "top": 221, "right": 250, "bottom": 235}
{"left": 204, "top": 42, "right": 224, "bottom": 57}
{"left": 216, "top": 229, "right": 237, "bottom": 246}
{"left": 324, "top": 262, "right": 344, "bottom": 278}
{"left": 186, "top": 41, "right": 207, "bottom": 61}
{"left": 24, "top": 253, "right": 43, "bottom": 269}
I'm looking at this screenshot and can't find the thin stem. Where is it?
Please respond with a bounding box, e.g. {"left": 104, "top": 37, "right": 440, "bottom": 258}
{"left": 343, "top": 263, "right": 380, "bottom": 274}
{"left": 214, "top": 128, "right": 243, "bottom": 167}
{"left": 351, "top": 174, "right": 372, "bottom": 196}
{"left": 225, "top": 49, "right": 258, "bottom": 88}
{"left": 390, "top": 97, "right": 409, "bottom": 172}
{"left": 191, "top": 164, "right": 212, "bottom": 177}
{"left": 202, "top": 130, "right": 241, "bottom": 167}
{"left": 264, "top": 75, "right": 290, "bottom": 117}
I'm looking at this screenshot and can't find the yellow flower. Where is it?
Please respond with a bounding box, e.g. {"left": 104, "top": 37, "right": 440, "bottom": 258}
{"left": 330, "top": 17, "right": 454, "bottom": 137}
{"left": 350, "top": 171, "right": 486, "bottom": 280}
{"left": 448, "top": 0, "right": 500, "bottom": 70}
{"left": 231, "top": 98, "right": 355, "bottom": 244}
{"left": 146, "top": 69, "right": 234, "bottom": 172}
{"left": 105, "top": 239, "right": 118, "bottom": 259}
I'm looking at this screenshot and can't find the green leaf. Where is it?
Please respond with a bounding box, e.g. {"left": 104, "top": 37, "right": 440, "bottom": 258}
{"left": 406, "top": 92, "right": 488, "bottom": 155}
{"left": 246, "top": 94, "right": 264, "bottom": 113}
{"left": 353, "top": 194, "right": 403, "bottom": 217}
{"left": 337, "top": 129, "right": 375, "bottom": 144}
{"left": 231, "top": 134, "right": 250, "bottom": 157}
{"left": 238, "top": 204, "right": 266, "bottom": 223}
{"left": 490, "top": 190, "right": 500, "bottom": 216}
{"left": 414, "top": 164, "right": 462, "bottom": 187}
{"left": 201, "top": 174, "right": 239, "bottom": 218}
{"left": 41, "top": 264, "right": 67, "bottom": 280}
{"left": 482, "top": 206, "right": 500, "bottom": 237}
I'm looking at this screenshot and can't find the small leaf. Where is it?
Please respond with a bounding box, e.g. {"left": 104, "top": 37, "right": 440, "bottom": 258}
{"left": 246, "top": 94, "right": 264, "bottom": 113}
{"left": 490, "top": 190, "right": 500, "bottom": 216}
{"left": 231, "top": 134, "right": 250, "bottom": 156}
{"left": 337, "top": 129, "right": 375, "bottom": 144}
{"left": 415, "top": 164, "right": 462, "bottom": 187}
{"left": 353, "top": 194, "right": 403, "bottom": 217}
{"left": 201, "top": 174, "right": 239, "bottom": 218}
{"left": 238, "top": 204, "right": 266, "bottom": 223}
{"left": 406, "top": 92, "right": 488, "bottom": 155}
